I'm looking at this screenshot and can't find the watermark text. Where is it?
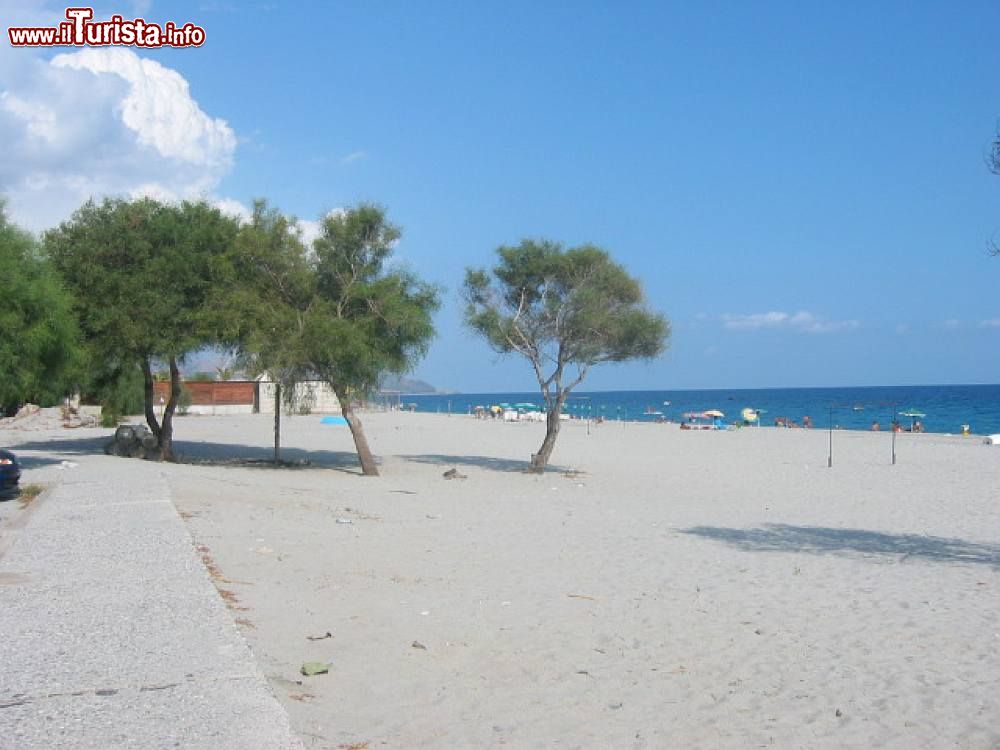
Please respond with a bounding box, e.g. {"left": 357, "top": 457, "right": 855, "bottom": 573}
{"left": 8, "top": 7, "right": 206, "bottom": 48}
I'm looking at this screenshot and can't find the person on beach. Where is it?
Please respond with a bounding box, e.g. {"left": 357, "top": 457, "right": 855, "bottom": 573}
{"left": 802, "top": 416, "right": 813, "bottom": 428}
{"left": 871, "top": 420, "right": 881, "bottom": 431}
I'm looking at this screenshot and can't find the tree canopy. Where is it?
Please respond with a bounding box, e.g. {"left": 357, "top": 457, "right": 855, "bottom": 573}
{"left": 465, "top": 239, "right": 669, "bottom": 471}
{"left": 0, "top": 203, "right": 81, "bottom": 411}
{"left": 45, "top": 197, "right": 238, "bottom": 459}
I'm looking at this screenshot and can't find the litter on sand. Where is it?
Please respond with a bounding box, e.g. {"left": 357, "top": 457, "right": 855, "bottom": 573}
{"left": 300, "top": 661, "right": 331, "bottom": 676}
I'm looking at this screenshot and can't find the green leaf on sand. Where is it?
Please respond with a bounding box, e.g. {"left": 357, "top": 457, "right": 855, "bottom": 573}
{"left": 300, "top": 661, "right": 331, "bottom": 676}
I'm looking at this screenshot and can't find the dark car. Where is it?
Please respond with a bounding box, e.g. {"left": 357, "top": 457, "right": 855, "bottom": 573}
{"left": 0, "top": 450, "right": 22, "bottom": 493}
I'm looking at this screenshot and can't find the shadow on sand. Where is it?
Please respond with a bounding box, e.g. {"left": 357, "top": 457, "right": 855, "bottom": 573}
{"left": 399, "top": 453, "right": 569, "bottom": 474}
{"left": 682, "top": 523, "right": 1000, "bottom": 568}
{"left": 6, "top": 435, "right": 363, "bottom": 474}
{"left": 174, "top": 441, "right": 363, "bottom": 473}
{"left": 4, "top": 436, "right": 108, "bottom": 469}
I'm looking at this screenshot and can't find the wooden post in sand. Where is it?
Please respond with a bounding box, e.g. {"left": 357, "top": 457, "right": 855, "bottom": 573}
{"left": 274, "top": 382, "right": 281, "bottom": 464}
{"left": 828, "top": 406, "right": 834, "bottom": 468}
{"left": 891, "top": 406, "right": 897, "bottom": 466}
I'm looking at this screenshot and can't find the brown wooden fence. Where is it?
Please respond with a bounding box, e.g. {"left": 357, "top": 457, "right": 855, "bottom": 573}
{"left": 153, "top": 381, "right": 256, "bottom": 407}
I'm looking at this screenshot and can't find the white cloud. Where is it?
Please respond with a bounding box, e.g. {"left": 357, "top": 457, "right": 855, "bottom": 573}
{"left": 52, "top": 49, "right": 236, "bottom": 168}
{"left": 722, "top": 311, "right": 789, "bottom": 330}
{"left": 980, "top": 319, "right": 1000, "bottom": 329}
{"left": 298, "top": 219, "right": 322, "bottom": 247}
{"left": 721, "top": 310, "right": 860, "bottom": 334}
{"left": 340, "top": 150, "right": 367, "bottom": 165}
{"left": 1, "top": 46, "right": 236, "bottom": 231}
{"left": 211, "top": 197, "right": 333, "bottom": 248}
{"left": 212, "top": 198, "right": 254, "bottom": 222}
{"left": 939, "top": 319, "right": 961, "bottom": 330}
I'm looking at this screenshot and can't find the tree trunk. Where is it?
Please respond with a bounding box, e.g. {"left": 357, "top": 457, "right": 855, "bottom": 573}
{"left": 530, "top": 400, "right": 564, "bottom": 472}
{"left": 335, "top": 386, "right": 379, "bottom": 476}
{"left": 141, "top": 356, "right": 161, "bottom": 439}
{"left": 273, "top": 382, "right": 281, "bottom": 463}
{"left": 159, "top": 356, "right": 181, "bottom": 462}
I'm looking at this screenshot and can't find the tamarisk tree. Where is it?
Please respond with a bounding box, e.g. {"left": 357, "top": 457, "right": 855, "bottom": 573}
{"left": 464, "top": 240, "right": 669, "bottom": 472}
{"left": 225, "top": 202, "right": 439, "bottom": 476}
{"left": 301, "top": 205, "right": 439, "bottom": 476}
{"left": 46, "top": 198, "right": 238, "bottom": 460}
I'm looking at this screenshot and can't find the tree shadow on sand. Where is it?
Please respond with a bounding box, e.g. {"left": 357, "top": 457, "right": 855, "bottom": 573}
{"left": 6, "top": 435, "right": 363, "bottom": 474}
{"left": 173, "top": 441, "right": 363, "bottom": 473}
{"left": 4, "top": 436, "right": 108, "bottom": 468}
{"left": 682, "top": 523, "right": 1000, "bottom": 568}
{"left": 400, "top": 453, "right": 570, "bottom": 474}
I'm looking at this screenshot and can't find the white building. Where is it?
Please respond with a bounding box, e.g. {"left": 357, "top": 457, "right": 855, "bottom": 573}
{"left": 256, "top": 377, "right": 342, "bottom": 415}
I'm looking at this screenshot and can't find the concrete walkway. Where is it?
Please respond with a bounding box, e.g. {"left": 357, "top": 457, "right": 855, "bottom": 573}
{"left": 0, "top": 435, "right": 303, "bottom": 749}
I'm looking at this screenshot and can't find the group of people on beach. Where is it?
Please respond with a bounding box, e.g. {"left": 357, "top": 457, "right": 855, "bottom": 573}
{"left": 871, "top": 419, "right": 924, "bottom": 432}
{"left": 773, "top": 416, "right": 812, "bottom": 428}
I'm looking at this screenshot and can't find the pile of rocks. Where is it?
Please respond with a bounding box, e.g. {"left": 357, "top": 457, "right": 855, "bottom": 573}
{"left": 104, "top": 424, "right": 160, "bottom": 460}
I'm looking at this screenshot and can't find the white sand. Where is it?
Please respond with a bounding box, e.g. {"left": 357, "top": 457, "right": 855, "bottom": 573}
{"left": 142, "top": 413, "right": 997, "bottom": 747}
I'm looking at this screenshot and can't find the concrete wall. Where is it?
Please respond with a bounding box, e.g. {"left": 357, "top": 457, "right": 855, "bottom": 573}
{"left": 183, "top": 404, "right": 255, "bottom": 416}
{"left": 257, "top": 381, "right": 341, "bottom": 415}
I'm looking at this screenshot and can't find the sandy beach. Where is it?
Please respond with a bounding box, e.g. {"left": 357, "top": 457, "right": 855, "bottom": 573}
{"left": 6, "top": 411, "right": 1000, "bottom": 748}
{"left": 150, "top": 411, "right": 998, "bottom": 749}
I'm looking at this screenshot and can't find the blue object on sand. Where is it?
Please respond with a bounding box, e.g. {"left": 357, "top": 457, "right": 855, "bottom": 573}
{"left": 320, "top": 416, "right": 348, "bottom": 425}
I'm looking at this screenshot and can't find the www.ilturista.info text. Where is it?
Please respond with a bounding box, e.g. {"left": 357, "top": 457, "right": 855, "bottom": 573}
{"left": 8, "top": 7, "right": 205, "bottom": 48}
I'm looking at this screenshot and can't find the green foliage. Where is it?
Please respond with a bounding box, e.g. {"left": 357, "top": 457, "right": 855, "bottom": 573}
{"left": 46, "top": 198, "right": 239, "bottom": 361}
{"left": 176, "top": 383, "right": 193, "bottom": 415}
{"left": 226, "top": 201, "right": 440, "bottom": 474}
{"left": 0, "top": 203, "right": 82, "bottom": 409}
{"left": 464, "top": 239, "right": 669, "bottom": 402}
{"left": 189, "top": 371, "right": 215, "bottom": 382}
{"left": 304, "top": 204, "right": 440, "bottom": 390}
{"left": 464, "top": 238, "right": 668, "bottom": 470}
{"left": 218, "top": 199, "right": 312, "bottom": 392}
{"left": 44, "top": 198, "right": 239, "bottom": 457}
{"left": 82, "top": 359, "right": 144, "bottom": 422}
{"left": 230, "top": 201, "right": 440, "bottom": 393}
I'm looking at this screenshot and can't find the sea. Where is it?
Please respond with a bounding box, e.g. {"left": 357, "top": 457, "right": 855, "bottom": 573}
{"left": 391, "top": 384, "right": 1000, "bottom": 436}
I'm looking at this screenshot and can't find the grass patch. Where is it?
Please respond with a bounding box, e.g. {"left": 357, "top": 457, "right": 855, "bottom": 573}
{"left": 17, "top": 483, "right": 45, "bottom": 509}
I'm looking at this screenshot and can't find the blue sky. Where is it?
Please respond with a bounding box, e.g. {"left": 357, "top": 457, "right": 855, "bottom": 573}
{"left": 3, "top": 1, "right": 1000, "bottom": 390}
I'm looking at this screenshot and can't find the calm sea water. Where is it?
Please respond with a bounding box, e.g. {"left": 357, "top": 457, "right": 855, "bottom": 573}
{"left": 395, "top": 385, "right": 1000, "bottom": 435}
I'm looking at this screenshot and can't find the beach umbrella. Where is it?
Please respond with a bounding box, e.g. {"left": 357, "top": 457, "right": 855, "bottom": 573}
{"left": 704, "top": 409, "right": 725, "bottom": 418}
{"left": 741, "top": 407, "right": 758, "bottom": 424}
{"left": 899, "top": 409, "right": 926, "bottom": 431}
